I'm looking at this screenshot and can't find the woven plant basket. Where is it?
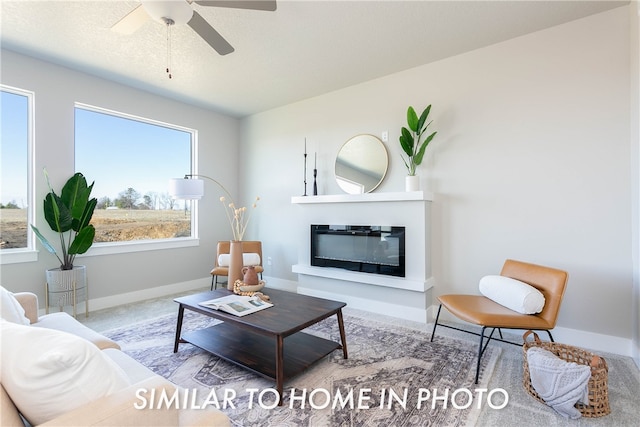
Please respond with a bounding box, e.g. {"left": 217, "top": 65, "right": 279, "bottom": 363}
{"left": 522, "top": 330, "right": 610, "bottom": 418}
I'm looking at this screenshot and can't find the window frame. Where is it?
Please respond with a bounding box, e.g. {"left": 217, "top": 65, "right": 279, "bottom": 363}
{"left": 73, "top": 103, "right": 200, "bottom": 257}
{"left": 1, "top": 85, "right": 36, "bottom": 264}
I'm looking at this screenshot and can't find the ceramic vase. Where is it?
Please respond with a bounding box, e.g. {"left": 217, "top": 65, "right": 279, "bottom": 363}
{"left": 242, "top": 266, "right": 259, "bottom": 286}
{"left": 405, "top": 175, "right": 420, "bottom": 191}
{"left": 228, "top": 240, "right": 244, "bottom": 290}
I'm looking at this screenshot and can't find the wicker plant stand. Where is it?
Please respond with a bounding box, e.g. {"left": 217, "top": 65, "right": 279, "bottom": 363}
{"left": 522, "top": 330, "right": 610, "bottom": 418}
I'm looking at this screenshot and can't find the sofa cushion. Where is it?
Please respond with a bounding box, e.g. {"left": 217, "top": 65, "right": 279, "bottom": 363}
{"left": 35, "top": 312, "right": 120, "bottom": 350}
{"left": 0, "top": 286, "right": 30, "bottom": 325}
{"left": 479, "top": 275, "right": 545, "bottom": 314}
{"left": 103, "top": 348, "right": 157, "bottom": 384}
{"left": 0, "top": 320, "right": 131, "bottom": 426}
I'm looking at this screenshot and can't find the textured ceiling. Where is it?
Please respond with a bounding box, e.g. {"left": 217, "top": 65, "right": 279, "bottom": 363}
{"left": 0, "top": 0, "right": 628, "bottom": 118}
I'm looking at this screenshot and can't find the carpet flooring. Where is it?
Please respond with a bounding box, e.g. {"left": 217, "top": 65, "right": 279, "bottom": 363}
{"left": 84, "top": 290, "right": 640, "bottom": 426}
{"left": 103, "top": 310, "right": 500, "bottom": 426}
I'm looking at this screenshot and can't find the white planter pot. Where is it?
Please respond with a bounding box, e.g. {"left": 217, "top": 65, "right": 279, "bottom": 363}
{"left": 405, "top": 175, "right": 420, "bottom": 192}
{"left": 45, "top": 266, "right": 87, "bottom": 317}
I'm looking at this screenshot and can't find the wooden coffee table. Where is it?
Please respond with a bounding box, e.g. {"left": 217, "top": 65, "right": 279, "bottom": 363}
{"left": 173, "top": 288, "right": 347, "bottom": 405}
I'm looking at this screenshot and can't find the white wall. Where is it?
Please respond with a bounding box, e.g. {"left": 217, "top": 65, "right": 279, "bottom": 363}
{"left": 241, "top": 7, "right": 634, "bottom": 349}
{"left": 1, "top": 50, "right": 240, "bottom": 304}
{"left": 630, "top": 0, "right": 640, "bottom": 368}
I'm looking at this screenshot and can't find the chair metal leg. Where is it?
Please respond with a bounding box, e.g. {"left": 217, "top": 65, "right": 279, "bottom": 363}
{"left": 431, "top": 304, "right": 532, "bottom": 383}
{"left": 475, "top": 326, "right": 486, "bottom": 384}
{"left": 546, "top": 330, "right": 554, "bottom": 342}
{"left": 211, "top": 275, "right": 220, "bottom": 291}
{"left": 430, "top": 304, "right": 443, "bottom": 342}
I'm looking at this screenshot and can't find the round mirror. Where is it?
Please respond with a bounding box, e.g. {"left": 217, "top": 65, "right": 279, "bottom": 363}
{"left": 335, "top": 134, "right": 389, "bottom": 194}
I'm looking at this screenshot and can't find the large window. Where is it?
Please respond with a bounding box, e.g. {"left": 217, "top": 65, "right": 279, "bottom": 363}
{"left": 1, "top": 85, "right": 34, "bottom": 257}
{"left": 74, "top": 104, "right": 196, "bottom": 246}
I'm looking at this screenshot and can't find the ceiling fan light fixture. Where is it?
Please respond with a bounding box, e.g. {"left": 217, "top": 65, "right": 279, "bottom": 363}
{"left": 142, "top": 0, "right": 194, "bottom": 26}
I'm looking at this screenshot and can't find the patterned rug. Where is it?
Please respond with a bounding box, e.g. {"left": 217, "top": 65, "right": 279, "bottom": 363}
{"left": 104, "top": 310, "right": 500, "bottom": 426}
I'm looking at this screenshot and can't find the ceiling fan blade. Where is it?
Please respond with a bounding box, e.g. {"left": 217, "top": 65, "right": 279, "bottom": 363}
{"left": 111, "top": 4, "right": 150, "bottom": 34}
{"left": 194, "top": 1, "right": 277, "bottom": 11}
{"left": 188, "top": 11, "right": 235, "bottom": 55}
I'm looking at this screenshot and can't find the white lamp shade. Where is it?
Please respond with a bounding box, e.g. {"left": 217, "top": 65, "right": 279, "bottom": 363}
{"left": 169, "top": 178, "right": 204, "bottom": 200}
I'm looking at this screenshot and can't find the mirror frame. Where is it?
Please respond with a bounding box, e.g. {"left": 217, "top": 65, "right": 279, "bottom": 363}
{"left": 334, "top": 134, "right": 389, "bottom": 194}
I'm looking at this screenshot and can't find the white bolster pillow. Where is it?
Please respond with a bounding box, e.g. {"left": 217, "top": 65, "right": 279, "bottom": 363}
{"left": 479, "top": 275, "right": 545, "bottom": 314}
{"left": 218, "top": 253, "right": 261, "bottom": 267}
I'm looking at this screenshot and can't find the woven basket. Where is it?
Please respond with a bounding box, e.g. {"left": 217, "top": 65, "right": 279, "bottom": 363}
{"left": 522, "top": 330, "right": 610, "bottom": 418}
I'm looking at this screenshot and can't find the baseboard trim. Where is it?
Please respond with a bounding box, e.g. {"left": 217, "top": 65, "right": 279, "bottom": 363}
{"left": 262, "top": 275, "right": 298, "bottom": 292}
{"left": 94, "top": 278, "right": 210, "bottom": 311}
{"left": 297, "top": 286, "right": 428, "bottom": 323}
{"left": 52, "top": 276, "right": 298, "bottom": 317}
{"left": 552, "top": 325, "right": 632, "bottom": 358}
{"left": 43, "top": 278, "right": 210, "bottom": 316}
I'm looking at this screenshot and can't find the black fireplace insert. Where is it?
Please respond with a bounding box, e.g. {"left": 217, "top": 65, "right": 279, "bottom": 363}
{"left": 311, "top": 224, "right": 405, "bottom": 277}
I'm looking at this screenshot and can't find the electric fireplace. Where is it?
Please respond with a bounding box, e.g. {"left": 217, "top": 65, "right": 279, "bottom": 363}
{"left": 311, "top": 224, "right": 405, "bottom": 277}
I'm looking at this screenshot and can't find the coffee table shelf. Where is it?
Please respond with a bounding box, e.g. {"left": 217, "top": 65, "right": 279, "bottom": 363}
{"left": 181, "top": 323, "right": 342, "bottom": 380}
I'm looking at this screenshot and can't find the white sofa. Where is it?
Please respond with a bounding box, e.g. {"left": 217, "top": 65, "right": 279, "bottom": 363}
{"left": 1, "top": 290, "right": 230, "bottom": 427}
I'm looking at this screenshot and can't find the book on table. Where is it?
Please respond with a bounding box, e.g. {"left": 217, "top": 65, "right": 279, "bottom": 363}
{"left": 198, "top": 294, "right": 273, "bottom": 317}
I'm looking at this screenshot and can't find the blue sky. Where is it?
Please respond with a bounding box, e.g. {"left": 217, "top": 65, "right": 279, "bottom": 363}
{"left": 1, "top": 91, "right": 192, "bottom": 206}
{"left": 1, "top": 90, "right": 28, "bottom": 206}
{"left": 75, "top": 107, "right": 192, "bottom": 202}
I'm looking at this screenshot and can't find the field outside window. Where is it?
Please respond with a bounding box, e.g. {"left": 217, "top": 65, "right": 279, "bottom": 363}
{"left": 75, "top": 104, "right": 196, "bottom": 246}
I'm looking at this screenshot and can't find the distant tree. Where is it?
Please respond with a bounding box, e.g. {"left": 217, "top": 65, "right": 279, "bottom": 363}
{"left": 143, "top": 192, "right": 159, "bottom": 210}
{"left": 96, "top": 196, "right": 111, "bottom": 209}
{"left": 116, "top": 187, "right": 140, "bottom": 210}
{"left": 159, "top": 192, "right": 176, "bottom": 210}
{"left": 0, "top": 201, "right": 20, "bottom": 209}
{"left": 140, "top": 195, "right": 153, "bottom": 210}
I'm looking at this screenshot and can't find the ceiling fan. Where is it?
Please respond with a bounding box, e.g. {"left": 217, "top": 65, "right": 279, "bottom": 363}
{"left": 111, "top": 0, "right": 277, "bottom": 56}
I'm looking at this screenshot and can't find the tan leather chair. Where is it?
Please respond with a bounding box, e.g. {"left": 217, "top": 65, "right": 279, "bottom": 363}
{"left": 430, "top": 259, "right": 568, "bottom": 383}
{"left": 210, "top": 241, "right": 264, "bottom": 290}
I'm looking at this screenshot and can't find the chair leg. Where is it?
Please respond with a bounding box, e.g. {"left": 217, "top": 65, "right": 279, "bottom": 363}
{"left": 546, "top": 330, "right": 554, "bottom": 342}
{"left": 430, "top": 304, "right": 443, "bottom": 342}
{"left": 211, "top": 275, "right": 217, "bottom": 291}
{"left": 475, "top": 326, "right": 487, "bottom": 384}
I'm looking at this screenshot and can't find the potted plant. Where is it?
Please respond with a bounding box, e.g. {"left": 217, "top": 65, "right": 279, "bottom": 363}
{"left": 31, "top": 170, "right": 96, "bottom": 315}
{"left": 399, "top": 105, "right": 438, "bottom": 191}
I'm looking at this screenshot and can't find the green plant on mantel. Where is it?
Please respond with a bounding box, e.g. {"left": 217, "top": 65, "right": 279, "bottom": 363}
{"left": 31, "top": 170, "right": 97, "bottom": 270}
{"left": 399, "top": 105, "right": 438, "bottom": 176}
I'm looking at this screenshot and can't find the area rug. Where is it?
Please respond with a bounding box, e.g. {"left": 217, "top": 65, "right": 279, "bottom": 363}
{"left": 104, "top": 310, "right": 500, "bottom": 426}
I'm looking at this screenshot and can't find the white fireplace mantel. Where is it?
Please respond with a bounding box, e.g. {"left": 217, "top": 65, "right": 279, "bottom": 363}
{"left": 291, "top": 190, "right": 433, "bottom": 204}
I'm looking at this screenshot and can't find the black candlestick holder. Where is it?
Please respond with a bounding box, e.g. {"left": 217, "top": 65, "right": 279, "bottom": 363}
{"left": 313, "top": 168, "right": 318, "bottom": 195}
{"left": 303, "top": 152, "right": 308, "bottom": 196}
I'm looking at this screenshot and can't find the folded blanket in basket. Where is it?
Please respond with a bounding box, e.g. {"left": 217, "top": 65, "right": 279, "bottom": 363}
{"left": 527, "top": 347, "right": 591, "bottom": 419}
